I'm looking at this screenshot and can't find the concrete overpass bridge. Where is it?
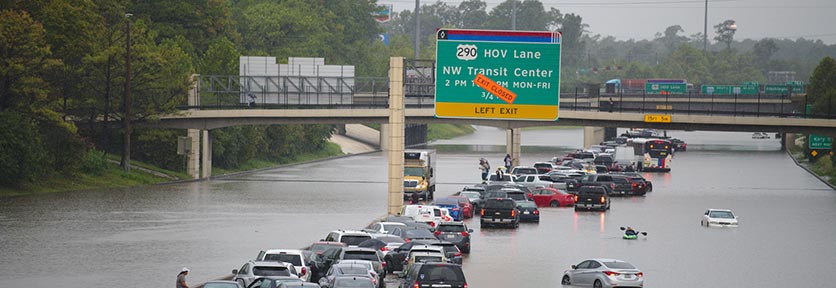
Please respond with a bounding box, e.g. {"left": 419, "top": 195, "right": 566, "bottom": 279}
{"left": 156, "top": 63, "right": 834, "bottom": 185}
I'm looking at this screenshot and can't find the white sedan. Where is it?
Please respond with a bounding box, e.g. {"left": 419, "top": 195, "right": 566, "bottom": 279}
{"left": 701, "top": 209, "right": 739, "bottom": 227}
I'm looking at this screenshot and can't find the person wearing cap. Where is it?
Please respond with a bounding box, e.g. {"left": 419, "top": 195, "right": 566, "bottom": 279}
{"left": 177, "top": 267, "right": 190, "bottom": 288}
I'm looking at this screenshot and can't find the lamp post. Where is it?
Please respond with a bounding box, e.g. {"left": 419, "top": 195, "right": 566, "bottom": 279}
{"left": 414, "top": 0, "right": 420, "bottom": 59}
{"left": 703, "top": 0, "right": 708, "bottom": 51}
{"left": 121, "top": 13, "right": 132, "bottom": 172}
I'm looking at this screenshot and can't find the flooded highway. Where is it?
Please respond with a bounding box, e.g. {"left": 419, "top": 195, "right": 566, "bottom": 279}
{"left": 1, "top": 127, "right": 834, "bottom": 287}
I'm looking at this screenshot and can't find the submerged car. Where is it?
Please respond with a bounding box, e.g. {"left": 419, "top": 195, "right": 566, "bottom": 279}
{"left": 561, "top": 258, "right": 644, "bottom": 288}
{"left": 701, "top": 209, "right": 739, "bottom": 227}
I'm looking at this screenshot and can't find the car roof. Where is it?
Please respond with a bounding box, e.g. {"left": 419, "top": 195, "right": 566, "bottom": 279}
{"left": 337, "top": 259, "right": 374, "bottom": 265}
{"left": 250, "top": 261, "right": 294, "bottom": 267}
{"left": 334, "top": 230, "right": 371, "bottom": 235}
{"left": 342, "top": 247, "right": 377, "bottom": 252}
{"left": 411, "top": 251, "right": 445, "bottom": 257}
{"left": 590, "top": 258, "right": 630, "bottom": 263}
{"left": 438, "top": 221, "right": 465, "bottom": 226}
{"left": 311, "top": 241, "right": 345, "bottom": 246}
{"left": 707, "top": 208, "right": 733, "bottom": 212}
{"left": 264, "top": 249, "right": 304, "bottom": 255}
{"left": 375, "top": 221, "right": 407, "bottom": 226}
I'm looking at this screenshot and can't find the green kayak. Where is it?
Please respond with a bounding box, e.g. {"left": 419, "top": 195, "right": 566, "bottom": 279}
{"left": 623, "top": 234, "right": 638, "bottom": 239}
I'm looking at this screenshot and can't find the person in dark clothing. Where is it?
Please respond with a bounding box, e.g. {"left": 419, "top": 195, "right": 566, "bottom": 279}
{"left": 411, "top": 191, "right": 421, "bottom": 204}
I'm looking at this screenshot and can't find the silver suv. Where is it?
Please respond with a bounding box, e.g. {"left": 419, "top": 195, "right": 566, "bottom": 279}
{"left": 232, "top": 260, "right": 298, "bottom": 288}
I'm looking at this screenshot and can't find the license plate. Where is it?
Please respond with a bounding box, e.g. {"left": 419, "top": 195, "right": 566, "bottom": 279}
{"left": 495, "top": 212, "right": 501, "bottom": 215}
{"left": 625, "top": 275, "right": 633, "bottom": 279}
{"left": 446, "top": 234, "right": 456, "bottom": 239}
{"left": 523, "top": 211, "right": 530, "bottom": 215}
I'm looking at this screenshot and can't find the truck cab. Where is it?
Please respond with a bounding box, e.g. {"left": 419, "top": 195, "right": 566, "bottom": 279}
{"left": 404, "top": 150, "right": 436, "bottom": 200}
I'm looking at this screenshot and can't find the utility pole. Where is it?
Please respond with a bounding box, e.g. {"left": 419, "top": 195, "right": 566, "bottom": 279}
{"left": 703, "top": 0, "right": 708, "bottom": 51}
{"left": 121, "top": 13, "right": 132, "bottom": 172}
{"left": 511, "top": 0, "right": 517, "bottom": 30}
{"left": 414, "top": 0, "right": 420, "bottom": 59}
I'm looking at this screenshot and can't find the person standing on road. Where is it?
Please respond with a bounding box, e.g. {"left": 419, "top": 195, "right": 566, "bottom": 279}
{"left": 411, "top": 190, "right": 420, "bottom": 204}
{"left": 504, "top": 154, "right": 512, "bottom": 172}
{"left": 176, "top": 267, "right": 190, "bottom": 288}
{"left": 479, "top": 158, "right": 490, "bottom": 182}
{"left": 608, "top": 97, "right": 615, "bottom": 113}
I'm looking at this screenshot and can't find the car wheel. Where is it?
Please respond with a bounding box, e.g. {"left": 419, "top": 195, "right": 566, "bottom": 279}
{"left": 593, "top": 279, "right": 603, "bottom": 288}
{"left": 561, "top": 275, "right": 571, "bottom": 285}
{"left": 550, "top": 201, "right": 560, "bottom": 207}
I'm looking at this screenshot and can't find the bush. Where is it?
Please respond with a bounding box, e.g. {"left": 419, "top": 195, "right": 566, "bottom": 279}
{"left": 80, "top": 150, "right": 109, "bottom": 175}
{"left": 811, "top": 156, "right": 835, "bottom": 177}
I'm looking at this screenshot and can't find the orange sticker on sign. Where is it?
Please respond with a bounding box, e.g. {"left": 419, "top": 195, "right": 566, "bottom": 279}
{"left": 473, "top": 73, "right": 516, "bottom": 105}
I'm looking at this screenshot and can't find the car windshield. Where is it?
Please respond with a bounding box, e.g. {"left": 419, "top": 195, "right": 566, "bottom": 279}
{"left": 405, "top": 229, "right": 435, "bottom": 238}
{"left": 334, "top": 277, "right": 374, "bottom": 287}
{"left": 375, "top": 235, "right": 405, "bottom": 244}
{"left": 311, "top": 244, "right": 342, "bottom": 254}
{"left": 203, "top": 284, "right": 239, "bottom": 288}
{"left": 343, "top": 251, "right": 378, "bottom": 262}
{"left": 263, "top": 254, "right": 302, "bottom": 266}
{"left": 603, "top": 261, "right": 636, "bottom": 269}
{"left": 341, "top": 235, "right": 371, "bottom": 246}
{"left": 461, "top": 192, "right": 480, "bottom": 200}
{"left": 252, "top": 266, "right": 291, "bottom": 276}
{"left": 421, "top": 265, "right": 465, "bottom": 282}
{"left": 485, "top": 199, "right": 515, "bottom": 209}
{"left": 507, "top": 193, "right": 527, "bottom": 201}
{"left": 517, "top": 202, "right": 536, "bottom": 208}
{"left": 337, "top": 266, "right": 371, "bottom": 275}
{"left": 404, "top": 167, "right": 425, "bottom": 177}
{"left": 515, "top": 168, "right": 537, "bottom": 174}
{"left": 709, "top": 211, "right": 735, "bottom": 218}
{"left": 415, "top": 256, "right": 443, "bottom": 263}
{"left": 380, "top": 224, "right": 403, "bottom": 233}
{"left": 436, "top": 225, "right": 465, "bottom": 233}
{"left": 433, "top": 198, "right": 458, "bottom": 206}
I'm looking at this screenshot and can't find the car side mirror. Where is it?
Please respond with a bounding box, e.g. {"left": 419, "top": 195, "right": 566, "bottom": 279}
{"left": 571, "top": 265, "right": 577, "bottom": 270}
{"left": 468, "top": 229, "right": 474, "bottom": 233}
{"left": 232, "top": 269, "right": 238, "bottom": 275}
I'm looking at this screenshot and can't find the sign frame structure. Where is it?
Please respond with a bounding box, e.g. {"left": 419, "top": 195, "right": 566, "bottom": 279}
{"left": 644, "top": 114, "right": 671, "bottom": 123}
{"left": 434, "top": 29, "right": 561, "bottom": 121}
{"left": 809, "top": 134, "right": 833, "bottom": 150}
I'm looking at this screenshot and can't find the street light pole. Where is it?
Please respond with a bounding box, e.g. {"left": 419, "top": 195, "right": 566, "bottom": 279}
{"left": 703, "top": 0, "right": 708, "bottom": 51}
{"left": 121, "top": 13, "right": 132, "bottom": 172}
{"left": 414, "top": 0, "right": 420, "bottom": 59}
{"left": 511, "top": 0, "right": 517, "bottom": 30}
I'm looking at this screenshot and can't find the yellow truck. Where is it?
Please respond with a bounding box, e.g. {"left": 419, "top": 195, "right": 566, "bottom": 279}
{"left": 403, "top": 150, "right": 436, "bottom": 200}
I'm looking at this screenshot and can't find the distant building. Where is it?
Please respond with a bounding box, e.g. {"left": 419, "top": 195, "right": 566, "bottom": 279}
{"left": 238, "top": 56, "right": 355, "bottom": 105}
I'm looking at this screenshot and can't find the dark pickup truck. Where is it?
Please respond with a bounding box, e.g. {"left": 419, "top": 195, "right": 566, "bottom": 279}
{"left": 574, "top": 185, "right": 610, "bottom": 211}
{"left": 580, "top": 174, "right": 638, "bottom": 195}
{"left": 480, "top": 198, "right": 520, "bottom": 228}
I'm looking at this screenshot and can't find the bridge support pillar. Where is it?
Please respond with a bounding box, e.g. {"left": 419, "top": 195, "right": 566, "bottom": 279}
{"left": 781, "top": 132, "right": 790, "bottom": 151}
{"left": 387, "top": 57, "right": 405, "bottom": 216}
{"left": 201, "top": 130, "right": 212, "bottom": 179}
{"left": 335, "top": 124, "right": 347, "bottom": 135}
{"left": 187, "top": 129, "right": 200, "bottom": 179}
{"left": 506, "top": 128, "right": 521, "bottom": 168}
{"left": 380, "top": 123, "right": 390, "bottom": 151}
{"left": 583, "top": 127, "right": 605, "bottom": 149}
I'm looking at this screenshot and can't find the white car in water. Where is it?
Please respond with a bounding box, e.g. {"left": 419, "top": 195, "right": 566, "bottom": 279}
{"left": 701, "top": 209, "right": 739, "bottom": 227}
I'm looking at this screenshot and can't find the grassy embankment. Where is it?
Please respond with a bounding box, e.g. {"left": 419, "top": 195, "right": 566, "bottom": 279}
{"left": 788, "top": 135, "right": 836, "bottom": 186}
{"left": 0, "top": 142, "right": 344, "bottom": 197}
{"left": 365, "top": 124, "right": 476, "bottom": 141}
{"left": 0, "top": 155, "right": 189, "bottom": 197}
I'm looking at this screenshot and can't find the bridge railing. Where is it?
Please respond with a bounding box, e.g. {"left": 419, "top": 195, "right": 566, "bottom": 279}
{"left": 185, "top": 75, "right": 834, "bottom": 119}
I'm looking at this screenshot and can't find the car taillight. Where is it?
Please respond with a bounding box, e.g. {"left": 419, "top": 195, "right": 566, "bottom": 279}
{"left": 533, "top": 210, "right": 539, "bottom": 215}
{"left": 636, "top": 272, "right": 643, "bottom": 277}
{"left": 434, "top": 230, "right": 442, "bottom": 236}
{"left": 574, "top": 195, "right": 579, "bottom": 202}
{"left": 460, "top": 231, "right": 469, "bottom": 237}
{"left": 600, "top": 196, "right": 606, "bottom": 203}
{"left": 404, "top": 238, "right": 411, "bottom": 243}
{"left": 413, "top": 281, "right": 420, "bottom": 288}
{"left": 511, "top": 210, "right": 516, "bottom": 217}
{"left": 603, "top": 271, "right": 620, "bottom": 276}
{"left": 631, "top": 182, "right": 637, "bottom": 187}
{"left": 454, "top": 252, "right": 462, "bottom": 257}
{"left": 464, "top": 283, "right": 468, "bottom": 288}
{"left": 380, "top": 246, "right": 389, "bottom": 251}
{"left": 429, "top": 221, "right": 436, "bottom": 227}
{"left": 480, "top": 209, "right": 485, "bottom": 216}
{"left": 301, "top": 267, "right": 307, "bottom": 276}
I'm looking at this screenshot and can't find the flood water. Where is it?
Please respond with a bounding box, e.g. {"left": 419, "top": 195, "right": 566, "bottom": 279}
{"left": 0, "top": 127, "right": 833, "bottom": 288}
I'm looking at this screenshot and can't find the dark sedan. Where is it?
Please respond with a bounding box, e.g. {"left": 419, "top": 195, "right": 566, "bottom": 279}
{"left": 516, "top": 201, "right": 540, "bottom": 223}
{"left": 433, "top": 222, "right": 473, "bottom": 253}
{"left": 388, "top": 227, "right": 437, "bottom": 243}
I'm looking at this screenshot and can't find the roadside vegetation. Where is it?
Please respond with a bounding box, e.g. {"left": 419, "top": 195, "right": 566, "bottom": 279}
{"left": 428, "top": 124, "right": 476, "bottom": 141}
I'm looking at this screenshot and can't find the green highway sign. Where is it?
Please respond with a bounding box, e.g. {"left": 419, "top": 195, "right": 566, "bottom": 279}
{"left": 809, "top": 134, "right": 833, "bottom": 150}
{"left": 435, "top": 29, "right": 562, "bottom": 121}
{"left": 701, "top": 85, "right": 758, "bottom": 95}
{"left": 646, "top": 83, "right": 687, "bottom": 94}
{"left": 764, "top": 85, "right": 789, "bottom": 94}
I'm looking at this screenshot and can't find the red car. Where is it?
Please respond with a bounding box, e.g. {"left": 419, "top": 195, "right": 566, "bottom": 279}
{"left": 528, "top": 187, "right": 575, "bottom": 207}
{"left": 449, "top": 195, "right": 474, "bottom": 218}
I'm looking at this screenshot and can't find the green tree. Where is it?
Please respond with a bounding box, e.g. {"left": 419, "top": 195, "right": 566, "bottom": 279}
{"left": 656, "top": 25, "right": 687, "bottom": 53}
{"left": 752, "top": 38, "right": 778, "bottom": 61}
{"left": 130, "top": 0, "right": 237, "bottom": 56}
{"left": 486, "top": 0, "right": 550, "bottom": 31}
{"left": 457, "top": 0, "right": 488, "bottom": 29}
{"left": 713, "top": 19, "right": 737, "bottom": 50}
{"left": 239, "top": 1, "right": 328, "bottom": 57}
{"left": 807, "top": 57, "right": 836, "bottom": 115}
{"left": 0, "top": 9, "right": 62, "bottom": 111}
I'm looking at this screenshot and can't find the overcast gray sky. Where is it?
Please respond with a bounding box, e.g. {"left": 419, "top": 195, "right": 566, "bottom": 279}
{"left": 388, "top": 0, "right": 836, "bottom": 44}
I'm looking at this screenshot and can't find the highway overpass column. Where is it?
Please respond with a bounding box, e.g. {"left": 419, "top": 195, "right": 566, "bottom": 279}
{"left": 380, "top": 124, "right": 390, "bottom": 151}
{"left": 387, "top": 57, "right": 405, "bottom": 215}
{"left": 186, "top": 74, "right": 200, "bottom": 179}
{"left": 583, "top": 127, "right": 605, "bottom": 149}
{"left": 201, "top": 130, "right": 212, "bottom": 179}
{"left": 506, "top": 128, "right": 521, "bottom": 168}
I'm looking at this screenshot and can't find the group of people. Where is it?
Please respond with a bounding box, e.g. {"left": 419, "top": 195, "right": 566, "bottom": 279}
{"left": 479, "top": 154, "right": 514, "bottom": 182}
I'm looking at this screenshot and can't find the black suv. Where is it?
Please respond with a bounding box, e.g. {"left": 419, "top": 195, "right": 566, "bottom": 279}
{"left": 401, "top": 262, "right": 467, "bottom": 288}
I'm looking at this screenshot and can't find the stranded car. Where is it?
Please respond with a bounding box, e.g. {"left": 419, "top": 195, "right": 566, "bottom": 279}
{"left": 701, "top": 209, "right": 739, "bottom": 227}
{"left": 561, "top": 258, "right": 644, "bottom": 288}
